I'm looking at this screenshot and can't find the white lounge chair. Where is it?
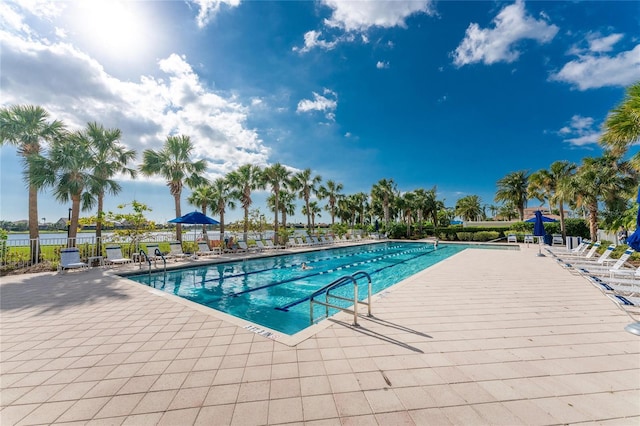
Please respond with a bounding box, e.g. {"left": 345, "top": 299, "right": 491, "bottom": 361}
{"left": 264, "top": 239, "right": 283, "bottom": 250}
{"left": 197, "top": 241, "right": 221, "bottom": 256}
{"left": 507, "top": 234, "right": 517, "bottom": 243}
{"left": 59, "top": 248, "right": 88, "bottom": 272}
{"left": 559, "top": 244, "right": 615, "bottom": 270}
{"left": 575, "top": 248, "right": 635, "bottom": 276}
{"left": 523, "top": 234, "right": 534, "bottom": 244}
{"left": 168, "top": 241, "right": 188, "bottom": 261}
{"left": 552, "top": 241, "right": 601, "bottom": 262}
{"left": 236, "top": 241, "right": 251, "bottom": 253}
{"left": 105, "top": 246, "right": 132, "bottom": 267}
{"left": 551, "top": 234, "right": 564, "bottom": 246}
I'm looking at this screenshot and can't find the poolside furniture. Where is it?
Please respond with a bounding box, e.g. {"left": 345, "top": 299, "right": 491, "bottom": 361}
{"left": 507, "top": 234, "right": 517, "bottom": 243}
{"left": 168, "top": 241, "right": 188, "bottom": 261}
{"left": 586, "top": 275, "right": 640, "bottom": 296}
{"left": 254, "top": 240, "right": 267, "bottom": 252}
{"left": 574, "top": 248, "right": 635, "bottom": 277}
{"left": 264, "top": 239, "right": 283, "bottom": 250}
{"left": 523, "top": 234, "right": 534, "bottom": 244}
{"left": 558, "top": 244, "right": 615, "bottom": 270}
{"left": 142, "top": 244, "right": 162, "bottom": 262}
{"left": 59, "top": 248, "right": 89, "bottom": 272}
{"left": 197, "top": 241, "right": 221, "bottom": 257}
{"left": 605, "top": 294, "right": 640, "bottom": 335}
{"left": 552, "top": 234, "right": 564, "bottom": 246}
{"left": 551, "top": 241, "right": 601, "bottom": 262}
{"left": 236, "top": 241, "right": 251, "bottom": 253}
{"left": 105, "top": 246, "right": 132, "bottom": 267}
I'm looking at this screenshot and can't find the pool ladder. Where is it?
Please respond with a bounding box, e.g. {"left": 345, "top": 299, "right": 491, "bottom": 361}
{"left": 309, "top": 271, "right": 372, "bottom": 327}
{"left": 138, "top": 248, "right": 167, "bottom": 276}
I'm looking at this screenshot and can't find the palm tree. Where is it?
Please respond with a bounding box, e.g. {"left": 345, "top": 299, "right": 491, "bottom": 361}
{"left": 28, "top": 131, "right": 96, "bottom": 246}
{"left": 85, "top": 122, "right": 137, "bottom": 252}
{"left": 398, "top": 191, "right": 417, "bottom": 237}
{"left": 188, "top": 183, "right": 217, "bottom": 241}
{"left": 140, "top": 135, "right": 207, "bottom": 242}
{"left": 529, "top": 160, "right": 577, "bottom": 242}
{"left": 318, "top": 179, "right": 344, "bottom": 226}
{"left": 455, "top": 195, "right": 483, "bottom": 222}
{"left": 302, "top": 201, "right": 322, "bottom": 232}
{"left": 371, "top": 178, "right": 397, "bottom": 227}
{"left": 227, "top": 164, "right": 264, "bottom": 242}
{"left": 277, "top": 189, "right": 297, "bottom": 241}
{"left": 495, "top": 170, "right": 529, "bottom": 221}
{"left": 262, "top": 163, "right": 290, "bottom": 245}
{"left": 352, "top": 192, "right": 368, "bottom": 228}
{"left": 566, "top": 154, "right": 637, "bottom": 240}
{"left": 291, "top": 168, "right": 322, "bottom": 232}
{"left": 0, "top": 105, "right": 65, "bottom": 261}
{"left": 600, "top": 82, "right": 640, "bottom": 166}
{"left": 209, "top": 177, "right": 236, "bottom": 243}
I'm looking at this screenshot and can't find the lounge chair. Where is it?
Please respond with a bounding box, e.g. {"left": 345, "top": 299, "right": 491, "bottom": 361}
{"left": 606, "top": 292, "right": 640, "bottom": 335}
{"left": 552, "top": 234, "right": 564, "bottom": 246}
{"left": 551, "top": 241, "right": 601, "bottom": 262}
{"left": 254, "top": 240, "right": 267, "bottom": 252}
{"left": 507, "top": 234, "right": 517, "bottom": 243}
{"left": 142, "top": 244, "right": 162, "bottom": 262}
{"left": 586, "top": 275, "right": 640, "bottom": 296}
{"left": 168, "top": 241, "right": 188, "bottom": 261}
{"left": 105, "top": 246, "right": 132, "bottom": 267}
{"left": 59, "top": 247, "right": 89, "bottom": 272}
{"left": 574, "top": 248, "right": 635, "bottom": 276}
{"left": 264, "top": 239, "right": 283, "bottom": 250}
{"left": 559, "top": 244, "right": 615, "bottom": 270}
{"left": 523, "top": 234, "right": 534, "bottom": 244}
{"left": 197, "top": 241, "right": 221, "bottom": 256}
{"left": 236, "top": 241, "right": 251, "bottom": 253}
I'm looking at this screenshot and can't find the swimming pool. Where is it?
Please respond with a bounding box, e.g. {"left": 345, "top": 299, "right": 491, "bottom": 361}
{"left": 126, "top": 242, "right": 508, "bottom": 335}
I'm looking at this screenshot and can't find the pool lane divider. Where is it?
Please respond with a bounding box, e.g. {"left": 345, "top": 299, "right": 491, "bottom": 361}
{"left": 229, "top": 245, "right": 435, "bottom": 299}
{"left": 199, "top": 244, "right": 406, "bottom": 285}
{"left": 276, "top": 246, "right": 437, "bottom": 312}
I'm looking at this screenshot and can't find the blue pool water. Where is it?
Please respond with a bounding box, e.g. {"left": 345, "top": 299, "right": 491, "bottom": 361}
{"left": 126, "top": 242, "right": 507, "bottom": 335}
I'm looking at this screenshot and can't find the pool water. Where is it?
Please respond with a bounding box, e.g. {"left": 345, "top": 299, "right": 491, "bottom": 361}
{"left": 126, "top": 242, "right": 501, "bottom": 335}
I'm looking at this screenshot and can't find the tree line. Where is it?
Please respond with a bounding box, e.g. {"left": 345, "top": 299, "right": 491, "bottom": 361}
{"left": 1, "top": 82, "right": 638, "bottom": 261}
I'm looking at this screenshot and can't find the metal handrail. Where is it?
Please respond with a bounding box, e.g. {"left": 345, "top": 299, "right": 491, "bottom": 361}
{"left": 310, "top": 271, "right": 372, "bottom": 327}
{"left": 154, "top": 248, "right": 167, "bottom": 272}
{"left": 139, "top": 249, "right": 152, "bottom": 276}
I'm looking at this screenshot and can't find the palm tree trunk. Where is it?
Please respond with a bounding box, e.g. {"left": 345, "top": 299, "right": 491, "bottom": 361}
{"left": 589, "top": 205, "right": 598, "bottom": 241}
{"left": 68, "top": 196, "right": 81, "bottom": 247}
{"left": 274, "top": 192, "right": 280, "bottom": 245}
{"left": 28, "top": 182, "right": 40, "bottom": 263}
{"left": 96, "top": 193, "right": 104, "bottom": 255}
{"left": 243, "top": 206, "right": 249, "bottom": 242}
{"left": 174, "top": 194, "right": 182, "bottom": 242}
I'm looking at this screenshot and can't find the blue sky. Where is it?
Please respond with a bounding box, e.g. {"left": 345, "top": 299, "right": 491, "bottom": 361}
{"left": 1, "top": 0, "right": 638, "bottom": 224}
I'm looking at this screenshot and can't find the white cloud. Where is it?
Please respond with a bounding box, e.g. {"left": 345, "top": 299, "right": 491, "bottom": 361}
{"left": 192, "top": 0, "right": 240, "bottom": 28}
{"left": 452, "top": 0, "right": 558, "bottom": 67}
{"left": 296, "top": 89, "right": 338, "bottom": 121}
{"left": 558, "top": 115, "right": 600, "bottom": 147}
{"left": 295, "top": 0, "right": 433, "bottom": 53}
{"left": 322, "top": 0, "right": 434, "bottom": 31}
{"left": 550, "top": 44, "right": 640, "bottom": 90}
{"left": 293, "top": 30, "right": 339, "bottom": 53}
{"left": 376, "top": 61, "right": 390, "bottom": 69}
{"left": 0, "top": 29, "right": 270, "bottom": 178}
{"left": 588, "top": 33, "right": 624, "bottom": 53}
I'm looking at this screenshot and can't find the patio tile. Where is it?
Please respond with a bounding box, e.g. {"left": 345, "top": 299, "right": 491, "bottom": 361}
{"left": 268, "top": 397, "right": 303, "bottom": 424}
{"left": 230, "top": 400, "right": 268, "bottom": 425}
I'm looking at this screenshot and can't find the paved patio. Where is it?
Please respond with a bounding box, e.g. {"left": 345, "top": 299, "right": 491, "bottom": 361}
{"left": 1, "top": 243, "right": 639, "bottom": 425}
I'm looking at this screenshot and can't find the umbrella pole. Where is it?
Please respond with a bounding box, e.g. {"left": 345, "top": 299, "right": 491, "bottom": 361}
{"left": 537, "top": 240, "right": 545, "bottom": 257}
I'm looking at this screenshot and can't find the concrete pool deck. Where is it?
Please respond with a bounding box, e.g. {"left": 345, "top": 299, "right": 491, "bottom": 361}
{"left": 1, "top": 243, "right": 639, "bottom": 425}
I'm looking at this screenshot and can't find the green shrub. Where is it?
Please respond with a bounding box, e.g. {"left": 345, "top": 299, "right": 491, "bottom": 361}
{"left": 456, "top": 232, "right": 474, "bottom": 241}
{"left": 473, "top": 231, "right": 500, "bottom": 242}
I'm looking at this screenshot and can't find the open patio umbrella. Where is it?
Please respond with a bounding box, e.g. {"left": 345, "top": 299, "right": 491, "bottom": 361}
{"left": 533, "top": 210, "right": 546, "bottom": 257}
{"left": 168, "top": 211, "right": 220, "bottom": 245}
{"left": 525, "top": 214, "right": 557, "bottom": 223}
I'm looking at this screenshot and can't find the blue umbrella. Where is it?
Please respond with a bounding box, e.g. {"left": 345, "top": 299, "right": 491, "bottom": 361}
{"left": 168, "top": 211, "right": 220, "bottom": 243}
{"left": 525, "top": 214, "right": 557, "bottom": 223}
{"left": 625, "top": 186, "right": 640, "bottom": 252}
{"left": 168, "top": 211, "right": 220, "bottom": 225}
{"left": 533, "top": 210, "right": 546, "bottom": 256}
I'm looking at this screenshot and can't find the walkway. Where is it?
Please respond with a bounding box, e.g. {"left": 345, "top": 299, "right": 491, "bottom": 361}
{"left": 1, "top": 243, "right": 638, "bottom": 425}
